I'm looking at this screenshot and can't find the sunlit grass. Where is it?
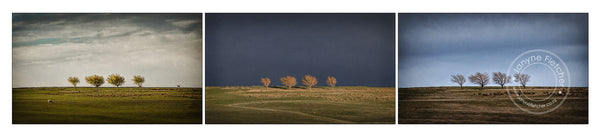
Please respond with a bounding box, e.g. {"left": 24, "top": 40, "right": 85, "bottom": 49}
{"left": 206, "top": 86, "right": 395, "bottom": 124}
{"left": 13, "top": 87, "right": 202, "bottom": 124}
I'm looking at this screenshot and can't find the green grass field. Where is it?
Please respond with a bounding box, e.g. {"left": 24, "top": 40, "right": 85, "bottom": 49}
{"left": 398, "top": 87, "right": 588, "bottom": 124}
{"left": 13, "top": 87, "right": 202, "bottom": 124}
{"left": 206, "top": 86, "right": 395, "bottom": 124}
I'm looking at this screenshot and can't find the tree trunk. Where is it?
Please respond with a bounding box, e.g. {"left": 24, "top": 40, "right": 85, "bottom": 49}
{"left": 480, "top": 84, "right": 484, "bottom": 90}
{"left": 460, "top": 85, "right": 463, "bottom": 89}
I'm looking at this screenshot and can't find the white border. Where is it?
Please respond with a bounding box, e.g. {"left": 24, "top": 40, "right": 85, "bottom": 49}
{"left": 3, "top": 0, "right": 597, "bottom": 137}
{"left": 202, "top": 12, "right": 206, "bottom": 125}
{"left": 394, "top": 12, "right": 399, "bottom": 124}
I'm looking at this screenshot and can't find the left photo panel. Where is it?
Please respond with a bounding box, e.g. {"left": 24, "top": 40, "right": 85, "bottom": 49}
{"left": 12, "top": 13, "right": 203, "bottom": 124}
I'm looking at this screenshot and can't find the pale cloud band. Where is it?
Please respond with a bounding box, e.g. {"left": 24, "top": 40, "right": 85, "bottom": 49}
{"left": 13, "top": 14, "right": 202, "bottom": 87}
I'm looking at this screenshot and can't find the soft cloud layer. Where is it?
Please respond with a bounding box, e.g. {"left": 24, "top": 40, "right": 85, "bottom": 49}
{"left": 13, "top": 14, "right": 202, "bottom": 87}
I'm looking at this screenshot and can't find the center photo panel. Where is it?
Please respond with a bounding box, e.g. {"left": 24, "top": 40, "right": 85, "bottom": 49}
{"left": 205, "top": 13, "right": 396, "bottom": 124}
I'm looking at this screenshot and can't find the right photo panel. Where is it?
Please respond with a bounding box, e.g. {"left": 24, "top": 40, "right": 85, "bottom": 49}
{"left": 397, "top": 13, "right": 588, "bottom": 124}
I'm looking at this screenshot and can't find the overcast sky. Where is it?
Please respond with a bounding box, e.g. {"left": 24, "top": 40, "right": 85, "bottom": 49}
{"left": 206, "top": 13, "right": 395, "bottom": 87}
{"left": 12, "top": 13, "right": 202, "bottom": 87}
{"left": 398, "top": 13, "right": 588, "bottom": 87}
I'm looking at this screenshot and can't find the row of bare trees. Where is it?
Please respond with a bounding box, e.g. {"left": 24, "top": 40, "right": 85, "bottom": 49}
{"left": 67, "top": 74, "right": 145, "bottom": 91}
{"left": 260, "top": 75, "right": 337, "bottom": 90}
{"left": 451, "top": 72, "right": 530, "bottom": 90}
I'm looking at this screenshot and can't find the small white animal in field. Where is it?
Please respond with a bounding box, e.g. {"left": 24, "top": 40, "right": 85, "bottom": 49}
{"left": 558, "top": 91, "right": 563, "bottom": 95}
{"left": 48, "top": 100, "right": 54, "bottom": 104}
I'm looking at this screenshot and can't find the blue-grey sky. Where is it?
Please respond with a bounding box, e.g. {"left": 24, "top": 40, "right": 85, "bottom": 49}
{"left": 398, "top": 13, "right": 588, "bottom": 88}
{"left": 13, "top": 14, "right": 202, "bottom": 87}
{"left": 206, "top": 13, "right": 395, "bottom": 87}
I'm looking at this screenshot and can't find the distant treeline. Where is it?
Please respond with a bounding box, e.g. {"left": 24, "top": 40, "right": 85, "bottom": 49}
{"left": 260, "top": 75, "right": 337, "bottom": 90}
{"left": 451, "top": 72, "right": 530, "bottom": 90}
{"left": 67, "top": 74, "right": 145, "bottom": 91}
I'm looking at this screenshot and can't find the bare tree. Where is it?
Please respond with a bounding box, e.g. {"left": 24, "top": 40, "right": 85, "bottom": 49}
{"left": 302, "top": 75, "right": 318, "bottom": 90}
{"left": 514, "top": 73, "right": 530, "bottom": 88}
{"left": 326, "top": 76, "right": 337, "bottom": 89}
{"left": 85, "top": 75, "right": 104, "bottom": 91}
{"left": 493, "top": 72, "right": 511, "bottom": 88}
{"left": 450, "top": 74, "right": 466, "bottom": 89}
{"left": 107, "top": 74, "right": 125, "bottom": 91}
{"left": 68, "top": 77, "right": 80, "bottom": 90}
{"left": 469, "top": 72, "right": 489, "bottom": 90}
{"left": 132, "top": 75, "right": 145, "bottom": 88}
{"left": 280, "top": 76, "right": 297, "bottom": 90}
{"left": 260, "top": 77, "right": 271, "bottom": 90}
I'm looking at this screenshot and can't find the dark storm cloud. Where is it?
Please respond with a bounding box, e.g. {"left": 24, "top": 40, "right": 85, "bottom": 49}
{"left": 13, "top": 13, "right": 202, "bottom": 46}
{"left": 398, "top": 13, "right": 588, "bottom": 87}
{"left": 206, "top": 13, "right": 395, "bottom": 87}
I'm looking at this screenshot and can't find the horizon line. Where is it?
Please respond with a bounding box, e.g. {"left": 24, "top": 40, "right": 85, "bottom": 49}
{"left": 398, "top": 86, "right": 588, "bottom": 88}
{"left": 12, "top": 86, "right": 203, "bottom": 88}
{"left": 205, "top": 85, "right": 394, "bottom": 88}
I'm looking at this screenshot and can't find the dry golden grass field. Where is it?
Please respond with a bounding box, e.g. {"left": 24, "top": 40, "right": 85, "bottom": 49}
{"left": 206, "top": 86, "right": 395, "bottom": 124}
